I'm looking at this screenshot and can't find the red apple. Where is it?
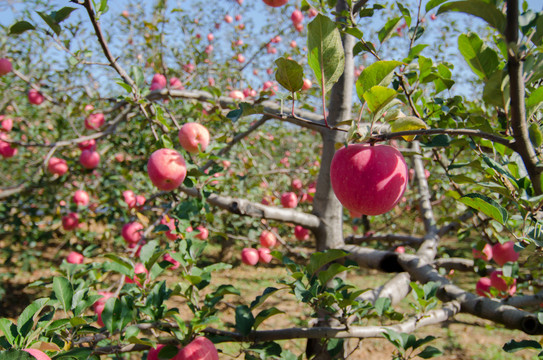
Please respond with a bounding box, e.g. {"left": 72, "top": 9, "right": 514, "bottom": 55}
{"left": 123, "top": 190, "right": 137, "bottom": 208}
{"left": 125, "top": 262, "right": 149, "bottom": 286}
{"left": 147, "top": 148, "right": 187, "bottom": 191}
{"left": 150, "top": 73, "right": 167, "bottom": 91}
{"left": 490, "top": 270, "right": 516, "bottom": 296}
{"left": 224, "top": 14, "right": 233, "bottom": 23}
{"left": 241, "top": 248, "right": 259, "bottom": 265}
{"left": 0, "top": 133, "right": 17, "bottom": 158}
{"left": 122, "top": 222, "right": 144, "bottom": 244}
{"left": 161, "top": 216, "right": 179, "bottom": 240}
{"left": 78, "top": 139, "right": 96, "bottom": 151}
{"left": 394, "top": 246, "right": 405, "bottom": 254}
{"left": 0, "top": 58, "right": 12, "bottom": 75}
{"left": 169, "top": 77, "right": 184, "bottom": 90}
{"left": 472, "top": 243, "right": 493, "bottom": 262}
{"left": 177, "top": 337, "right": 219, "bottom": 360}
{"left": 163, "top": 253, "right": 180, "bottom": 270}
{"left": 66, "top": 251, "right": 84, "bottom": 264}
{"left": 93, "top": 290, "right": 115, "bottom": 327}
{"left": 178, "top": 122, "right": 210, "bottom": 153}
{"left": 258, "top": 247, "right": 273, "bottom": 263}
{"left": 308, "top": 8, "right": 318, "bottom": 17}
{"left": 73, "top": 190, "right": 90, "bottom": 206}
{"left": 236, "top": 54, "right": 245, "bottom": 63}
{"left": 84, "top": 113, "right": 105, "bottom": 130}
{"left": 28, "top": 89, "right": 44, "bottom": 105}
{"left": 280, "top": 192, "right": 298, "bottom": 208}
{"left": 48, "top": 157, "right": 68, "bottom": 176}
{"left": 476, "top": 277, "right": 491, "bottom": 297}
{"left": 1, "top": 116, "right": 13, "bottom": 132}
{"left": 80, "top": 149, "right": 100, "bottom": 169}
{"left": 291, "top": 10, "right": 304, "bottom": 25}
{"left": 492, "top": 241, "right": 519, "bottom": 266}
{"left": 195, "top": 225, "right": 209, "bottom": 240}
{"left": 262, "top": 0, "right": 288, "bottom": 7}
{"left": 294, "top": 225, "right": 309, "bottom": 241}
{"left": 259, "top": 230, "right": 276, "bottom": 247}
{"left": 207, "top": 33, "right": 214, "bottom": 41}
{"left": 302, "top": 78, "right": 312, "bottom": 91}
{"left": 136, "top": 195, "right": 146, "bottom": 207}
{"left": 62, "top": 213, "right": 79, "bottom": 231}
{"left": 291, "top": 178, "right": 303, "bottom": 191}
{"left": 330, "top": 144, "right": 408, "bottom": 216}
{"left": 23, "top": 349, "right": 51, "bottom": 360}
{"left": 229, "top": 90, "right": 245, "bottom": 100}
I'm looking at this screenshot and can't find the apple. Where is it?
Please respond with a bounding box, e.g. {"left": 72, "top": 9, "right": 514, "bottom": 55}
{"left": 235, "top": 14, "right": 242, "bottom": 21}
{"left": 66, "top": 250, "right": 84, "bottom": 264}
{"left": 80, "top": 149, "right": 100, "bottom": 169}
{"left": 48, "top": 157, "right": 68, "bottom": 176}
{"left": 150, "top": 73, "right": 167, "bottom": 91}
{"left": 28, "top": 89, "right": 45, "bottom": 105}
{"left": 262, "top": 0, "right": 288, "bottom": 7}
{"left": 259, "top": 230, "right": 277, "bottom": 247}
{"left": 125, "top": 262, "right": 149, "bottom": 286}
{"left": 23, "top": 349, "right": 51, "bottom": 360}
{"left": 394, "top": 246, "right": 405, "bottom": 254}
{"left": 169, "top": 77, "right": 184, "bottom": 90}
{"left": 241, "top": 248, "right": 259, "bottom": 265}
{"left": 84, "top": 113, "right": 105, "bottom": 130}
{"left": 258, "top": 247, "right": 273, "bottom": 263}
{"left": 224, "top": 14, "right": 233, "bottom": 23}
{"left": 489, "top": 270, "right": 516, "bottom": 296}
{"left": 475, "top": 277, "right": 491, "bottom": 297}
{"left": 492, "top": 241, "right": 519, "bottom": 266}
{"left": 161, "top": 216, "right": 179, "bottom": 240}
{"left": 177, "top": 337, "right": 219, "bottom": 360}
{"left": 291, "top": 10, "right": 304, "bottom": 25}
{"left": 472, "top": 243, "right": 493, "bottom": 262}
{"left": 123, "top": 190, "right": 136, "bottom": 208}
{"left": 308, "top": 8, "right": 318, "bottom": 17}
{"left": 430, "top": 13, "right": 437, "bottom": 20}
{"left": 62, "top": 213, "right": 79, "bottom": 231}
{"left": 147, "top": 148, "right": 187, "bottom": 191}
{"left": 122, "top": 222, "right": 144, "bottom": 244}
{"left": 163, "top": 253, "right": 180, "bottom": 269}
{"left": 291, "top": 178, "right": 303, "bottom": 191}
{"left": 236, "top": 53, "right": 245, "bottom": 63}
{"left": 93, "top": 291, "right": 115, "bottom": 327}
{"left": 330, "top": 144, "right": 408, "bottom": 216}
{"left": 207, "top": 33, "right": 214, "bottom": 41}
{"left": 301, "top": 78, "right": 312, "bottom": 91}
{"left": 1, "top": 116, "right": 13, "bottom": 132}
{"left": 294, "top": 225, "right": 309, "bottom": 241}
{"left": 290, "top": 40, "right": 297, "bottom": 48}
{"left": 229, "top": 90, "right": 245, "bottom": 100}
{"left": 178, "top": 122, "right": 210, "bottom": 153}
{"left": 136, "top": 195, "right": 145, "bottom": 207}
{"left": 0, "top": 58, "right": 12, "bottom": 75}
{"left": 280, "top": 192, "right": 298, "bottom": 208}
{"left": 195, "top": 225, "right": 209, "bottom": 240}
{"left": 73, "top": 190, "right": 90, "bottom": 206}
{"left": 78, "top": 139, "right": 96, "bottom": 150}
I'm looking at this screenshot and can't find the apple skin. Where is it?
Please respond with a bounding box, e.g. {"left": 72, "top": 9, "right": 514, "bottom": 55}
{"left": 258, "top": 247, "right": 273, "bottom": 263}
{"left": 123, "top": 190, "right": 136, "bottom": 208}
{"left": 169, "top": 77, "right": 184, "bottom": 90}
{"left": 80, "top": 149, "right": 100, "bottom": 169}
{"left": 262, "top": 0, "right": 288, "bottom": 7}
{"left": 241, "top": 248, "right": 259, "bottom": 265}
{"left": 280, "top": 192, "right": 298, "bottom": 208}
{"left": 492, "top": 241, "right": 519, "bottom": 266}
{"left": 294, "top": 225, "right": 309, "bottom": 241}
{"left": 195, "top": 225, "right": 209, "bottom": 240}
{"left": 490, "top": 270, "right": 516, "bottom": 296}
{"left": 1, "top": 116, "right": 13, "bottom": 132}
{"left": 0, "top": 133, "right": 18, "bottom": 158}
{"left": 28, "top": 89, "right": 45, "bottom": 105}
{"left": 125, "top": 262, "right": 149, "bottom": 286}
{"left": 73, "top": 190, "right": 90, "bottom": 206}
{"left": 291, "top": 178, "right": 303, "bottom": 191}
{"left": 78, "top": 139, "right": 96, "bottom": 151}
{"left": 0, "top": 58, "right": 12, "bottom": 75}
{"left": 147, "top": 148, "right": 187, "bottom": 191}
{"left": 23, "top": 349, "right": 51, "bottom": 360}
{"left": 472, "top": 243, "right": 493, "bottom": 262}
{"left": 163, "top": 253, "right": 180, "bottom": 270}
{"left": 84, "top": 113, "right": 105, "bottom": 130}
{"left": 330, "top": 144, "right": 408, "bottom": 216}
{"left": 301, "top": 78, "right": 312, "bottom": 90}
{"left": 62, "top": 213, "right": 80, "bottom": 231}
{"left": 48, "top": 157, "right": 68, "bottom": 176}
{"left": 291, "top": 10, "right": 304, "bottom": 24}
{"left": 176, "top": 337, "right": 219, "bottom": 360}
{"left": 122, "top": 222, "right": 144, "bottom": 244}
{"left": 475, "top": 277, "right": 491, "bottom": 297}
{"left": 178, "top": 122, "right": 210, "bottom": 153}
{"left": 161, "top": 216, "right": 180, "bottom": 240}
{"left": 66, "top": 250, "right": 84, "bottom": 264}
{"left": 150, "top": 73, "right": 167, "bottom": 91}
{"left": 259, "top": 230, "right": 277, "bottom": 247}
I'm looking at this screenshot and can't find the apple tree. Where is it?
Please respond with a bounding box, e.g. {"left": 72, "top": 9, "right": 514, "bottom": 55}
{"left": 0, "top": 0, "right": 543, "bottom": 359}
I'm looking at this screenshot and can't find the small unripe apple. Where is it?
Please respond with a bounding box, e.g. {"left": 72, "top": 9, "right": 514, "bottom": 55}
{"left": 262, "top": 0, "right": 288, "bottom": 7}
{"left": 475, "top": 277, "right": 491, "bottom": 297}
{"left": 147, "top": 148, "right": 187, "bottom": 191}
{"left": 301, "top": 78, "right": 312, "bottom": 90}
{"left": 241, "top": 248, "right": 259, "bottom": 265}
{"left": 229, "top": 90, "right": 245, "bottom": 100}
{"left": 62, "top": 213, "right": 79, "bottom": 231}
{"left": 23, "top": 349, "right": 51, "bottom": 360}
{"left": 0, "top": 58, "right": 12, "bottom": 75}
{"left": 150, "top": 73, "right": 167, "bottom": 91}
{"left": 207, "top": 33, "right": 214, "bottom": 41}
{"left": 84, "top": 113, "right": 105, "bottom": 130}
{"left": 48, "top": 157, "right": 68, "bottom": 176}
{"left": 122, "top": 222, "right": 144, "bottom": 244}
{"left": 80, "top": 149, "right": 100, "bottom": 169}
{"left": 490, "top": 270, "right": 516, "bottom": 296}
{"left": 66, "top": 250, "right": 84, "bottom": 264}
{"left": 280, "top": 192, "right": 298, "bottom": 208}
{"left": 258, "top": 247, "right": 273, "bottom": 263}
{"left": 178, "top": 122, "right": 210, "bottom": 153}
{"left": 492, "top": 241, "right": 519, "bottom": 266}
{"left": 308, "top": 8, "right": 318, "bottom": 17}
{"left": 330, "top": 144, "right": 408, "bottom": 216}
{"left": 236, "top": 54, "right": 245, "bottom": 63}
{"left": 73, "top": 190, "right": 90, "bottom": 206}
{"left": 472, "top": 243, "right": 493, "bottom": 262}
{"left": 28, "top": 89, "right": 45, "bottom": 105}
{"left": 195, "top": 225, "right": 209, "bottom": 240}
{"left": 177, "top": 337, "right": 219, "bottom": 360}
{"left": 259, "top": 230, "right": 276, "bottom": 247}
{"left": 291, "top": 10, "right": 304, "bottom": 25}
{"left": 294, "top": 225, "right": 309, "bottom": 241}
{"left": 224, "top": 14, "right": 233, "bottom": 23}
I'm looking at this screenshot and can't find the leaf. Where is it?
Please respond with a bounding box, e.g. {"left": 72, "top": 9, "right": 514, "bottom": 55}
{"left": 362, "top": 86, "right": 398, "bottom": 113}
{"left": 0, "top": 351, "right": 36, "bottom": 360}
{"left": 53, "top": 348, "right": 93, "bottom": 359}
{"left": 503, "top": 339, "right": 542, "bottom": 352}
{"left": 250, "top": 287, "right": 281, "bottom": 309}
{"left": 355, "top": 60, "right": 402, "bottom": 101}
{"left": 37, "top": 11, "right": 61, "bottom": 36}
{"left": 390, "top": 116, "right": 428, "bottom": 141}
{"left": 317, "top": 263, "right": 353, "bottom": 285}
{"left": 9, "top": 21, "right": 36, "bottom": 35}
{"left": 459, "top": 193, "right": 508, "bottom": 225}
{"left": 226, "top": 103, "right": 264, "bottom": 122}
{"left": 101, "top": 297, "right": 122, "bottom": 334}
{"left": 404, "top": 44, "right": 428, "bottom": 63}
{"left": 529, "top": 123, "right": 543, "bottom": 148}
{"left": 235, "top": 305, "right": 255, "bottom": 336}
{"left": 457, "top": 33, "right": 499, "bottom": 80}
{"left": 526, "top": 86, "right": 543, "bottom": 120}
{"left": 53, "top": 277, "right": 73, "bottom": 312}
{"left": 17, "top": 298, "right": 49, "bottom": 338}
{"left": 307, "top": 14, "right": 345, "bottom": 93}
{"left": 418, "top": 345, "right": 443, "bottom": 358}
{"left": 438, "top": 1, "right": 506, "bottom": 34}
{"left": 483, "top": 70, "right": 508, "bottom": 107}
{"left": 51, "top": 7, "right": 77, "bottom": 23}
{"left": 131, "top": 65, "right": 144, "bottom": 88}
{"left": 139, "top": 240, "right": 158, "bottom": 265}
{"left": 0, "top": 319, "right": 16, "bottom": 345}
{"left": 378, "top": 17, "right": 401, "bottom": 43}
{"left": 307, "top": 249, "right": 347, "bottom": 276}
{"left": 253, "top": 307, "right": 284, "bottom": 329}
{"left": 275, "top": 58, "right": 304, "bottom": 92}
{"left": 374, "top": 297, "right": 391, "bottom": 316}
{"left": 425, "top": 0, "right": 448, "bottom": 12}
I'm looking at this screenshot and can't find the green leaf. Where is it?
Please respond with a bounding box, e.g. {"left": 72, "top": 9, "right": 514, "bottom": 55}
{"left": 131, "top": 65, "right": 144, "bottom": 88}
{"left": 378, "top": 17, "right": 401, "bottom": 43}
{"left": 404, "top": 44, "right": 428, "bottom": 63}
{"left": 529, "top": 123, "right": 543, "bottom": 148}
{"left": 53, "top": 277, "right": 73, "bottom": 312}
{"left": 53, "top": 348, "right": 93, "bottom": 359}
{"left": 307, "top": 14, "right": 345, "bottom": 93}
{"left": 307, "top": 249, "right": 347, "bottom": 276}
{"left": 526, "top": 86, "right": 543, "bottom": 120}
{"left": 17, "top": 298, "right": 48, "bottom": 338}
{"left": 250, "top": 287, "right": 280, "bottom": 309}
{"left": 438, "top": 1, "right": 506, "bottom": 34}
{"left": 317, "top": 263, "right": 353, "bottom": 285}
{"left": 374, "top": 297, "right": 391, "bottom": 316}
{"left": 9, "top": 21, "right": 36, "bottom": 35}
{"left": 362, "top": 86, "right": 398, "bottom": 113}
{"left": 253, "top": 307, "right": 284, "bottom": 329}
{"left": 235, "top": 305, "right": 255, "bottom": 336}
{"left": 51, "top": 7, "right": 77, "bottom": 23}
{"left": 0, "top": 319, "right": 16, "bottom": 345}
{"left": 226, "top": 103, "right": 264, "bottom": 122}
{"left": 483, "top": 70, "right": 508, "bottom": 107}
{"left": 275, "top": 57, "right": 304, "bottom": 92}
{"left": 458, "top": 33, "right": 499, "bottom": 80}
{"left": 139, "top": 240, "right": 158, "bottom": 265}
{"left": 503, "top": 339, "right": 542, "bottom": 353}
{"left": 104, "top": 254, "right": 133, "bottom": 275}
{"left": 356, "top": 61, "right": 402, "bottom": 101}
{"left": 389, "top": 116, "right": 428, "bottom": 141}
{"left": 37, "top": 11, "right": 61, "bottom": 36}
{"left": 459, "top": 193, "right": 508, "bottom": 225}
{"left": 418, "top": 345, "right": 443, "bottom": 358}
{"left": 425, "top": 0, "right": 448, "bottom": 12}
{"left": 0, "top": 351, "right": 36, "bottom": 360}
{"left": 101, "top": 297, "right": 122, "bottom": 333}
{"left": 116, "top": 80, "right": 133, "bottom": 93}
